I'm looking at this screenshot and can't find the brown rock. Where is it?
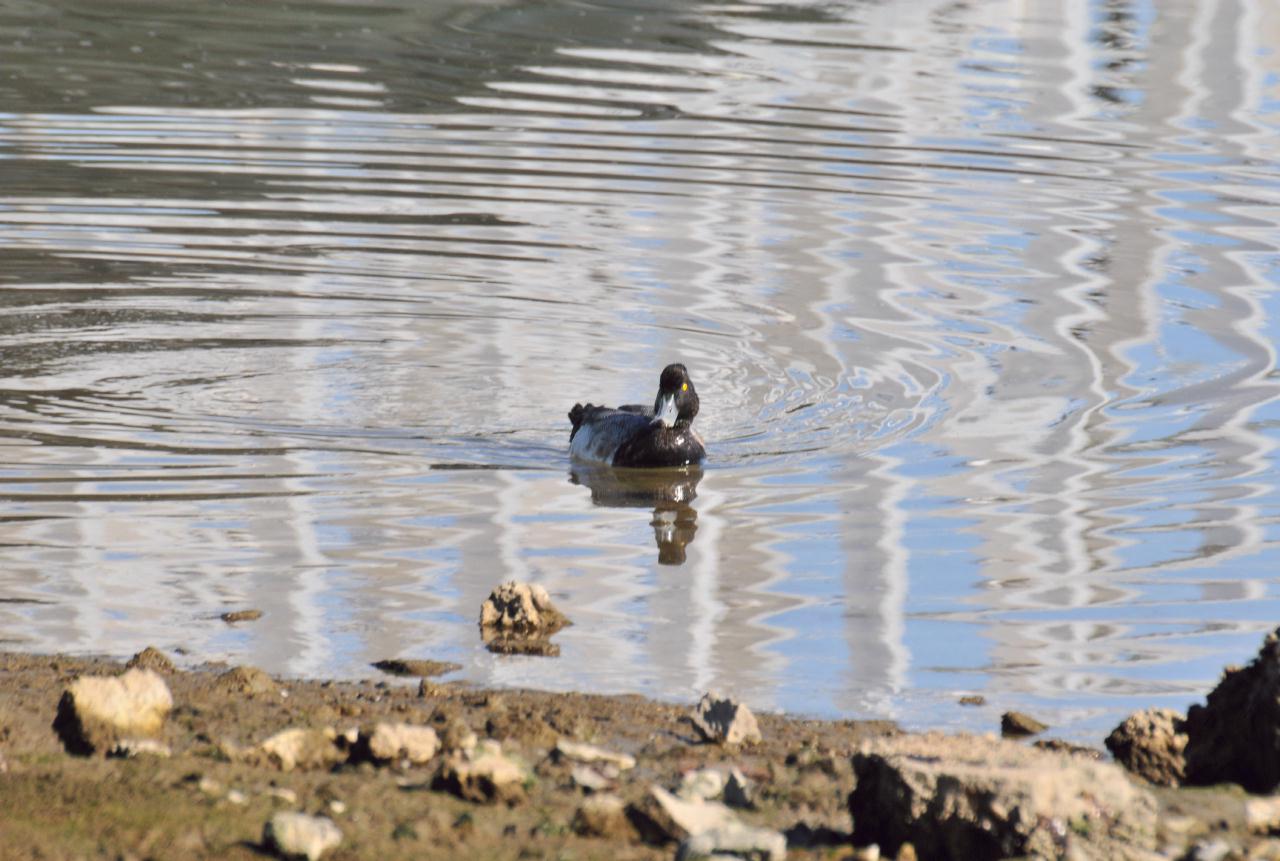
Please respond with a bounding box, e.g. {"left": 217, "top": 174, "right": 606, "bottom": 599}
{"left": 849, "top": 732, "right": 1157, "bottom": 860}
{"left": 1185, "top": 627, "right": 1280, "bottom": 792}
{"left": 1105, "top": 708, "right": 1187, "bottom": 786}
{"left": 479, "top": 581, "right": 569, "bottom": 633}
{"left": 125, "top": 647, "right": 175, "bottom": 674}
{"left": 1000, "top": 710, "right": 1048, "bottom": 737}
{"left": 220, "top": 609, "right": 263, "bottom": 623}
{"left": 217, "top": 665, "right": 276, "bottom": 696}
{"left": 434, "top": 739, "right": 528, "bottom": 804}
{"left": 572, "top": 793, "right": 633, "bottom": 838}
{"left": 53, "top": 669, "right": 173, "bottom": 755}
{"left": 372, "top": 659, "right": 460, "bottom": 678}
{"left": 958, "top": 695, "right": 985, "bottom": 707}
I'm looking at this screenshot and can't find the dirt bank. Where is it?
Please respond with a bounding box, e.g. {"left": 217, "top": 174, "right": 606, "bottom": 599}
{"left": 0, "top": 650, "right": 1267, "bottom": 860}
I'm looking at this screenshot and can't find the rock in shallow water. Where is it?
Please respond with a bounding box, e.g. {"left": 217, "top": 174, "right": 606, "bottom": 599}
{"left": 125, "top": 646, "right": 175, "bottom": 674}
{"left": 54, "top": 668, "right": 173, "bottom": 755}
{"left": 479, "top": 581, "right": 569, "bottom": 632}
{"left": 849, "top": 731, "right": 1157, "bottom": 860}
{"left": 263, "top": 811, "right": 342, "bottom": 861}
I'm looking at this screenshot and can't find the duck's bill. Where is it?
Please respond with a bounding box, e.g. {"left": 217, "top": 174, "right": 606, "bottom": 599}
{"left": 653, "top": 393, "right": 679, "bottom": 427}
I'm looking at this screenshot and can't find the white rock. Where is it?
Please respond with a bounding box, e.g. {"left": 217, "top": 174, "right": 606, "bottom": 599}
{"left": 108, "top": 738, "right": 172, "bottom": 758}
{"left": 263, "top": 811, "right": 342, "bottom": 861}
{"left": 364, "top": 722, "right": 439, "bottom": 765}
{"left": 1246, "top": 797, "right": 1280, "bottom": 834}
{"left": 258, "top": 727, "right": 343, "bottom": 772}
{"left": 57, "top": 669, "right": 173, "bottom": 752}
{"left": 690, "top": 692, "right": 761, "bottom": 746}
{"left": 677, "top": 821, "right": 787, "bottom": 861}
{"left": 555, "top": 738, "right": 636, "bottom": 770}
{"left": 571, "top": 764, "right": 612, "bottom": 792}
{"left": 630, "top": 785, "right": 738, "bottom": 843}
{"left": 227, "top": 789, "right": 248, "bottom": 806}
{"left": 678, "top": 768, "right": 727, "bottom": 801}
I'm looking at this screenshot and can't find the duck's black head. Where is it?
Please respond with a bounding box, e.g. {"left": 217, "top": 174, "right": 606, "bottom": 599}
{"left": 652, "top": 363, "right": 699, "bottom": 429}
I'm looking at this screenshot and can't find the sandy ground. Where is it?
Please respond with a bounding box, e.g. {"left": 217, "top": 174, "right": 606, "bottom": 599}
{"left": 0, "top": 650, "right": 1266, "bottom": 860}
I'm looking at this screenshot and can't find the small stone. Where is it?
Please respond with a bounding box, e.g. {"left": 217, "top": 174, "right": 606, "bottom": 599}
{"left": 895, "top": 844, "right": 917, "bottom": 861}
{"left": 571, "top": 765, "right": 612, "bottom": 792}
{"left": 126, "top": 647, "right": 175, "bottom": 674}
{"left": 227, "top": 789, "right": 248, "bottom": 806}
{"left": 434, "top": 739, "right": 528, "bottom": 804}
{"left": 689, "top": 692, "right": 762, "bottom": 746}
{"left": 218, "top": 665, "right": 276, "bottom": 696}
{"left": 724, "top": 768, "right": 755, "bottom": 809}
{"left": 678, "top": 768, "right": 726, "bottom": 801}
{"left": 263, "top": 812, "right": 342, "bottom": 861}
{"left": 1246, "top": 797, "right": 1280, "bottom": 834}
{"left": 1000, "top": 711, "right": 1048, "bottom": 737}
{"left": 198, "top": 776, "right": 224, "bottom": 796}
{"left": 554, "top": 739, "right": 636, "bottom": 771}
{"left": 676, "top": 822, "right": 787, "bottom": 861}
{"left": 53, "top": 669, "right": 173, "bottom": 755}
{"left": 221, "top": 609, "right": 263, "bottom": 623}
{"left": 359, "top": 722, "right": 440, "bottom": 765}
{"left": 572, "top": 793, "right": 632, "bottom": 838}
{"left": 1185, "top": 838, "right": 1233, "bottom": 861}
{"left": 850, "top": 845, "right": 881, "bottom": 861}
{"left": 958, "top": 695, "right": 985, "bottom": 707}
{"left": 628, "top": 785, "right": 738, "bottom": 844}
{"left": 108, "top": 738, "right": 172, "bottom": 758}
{"left": 372, "top": 659, "right": 461, "bottom": 678}
{"left": 257, "top": 728, "right": 344, "bottom": 772}
{"left": 267, "top": 787, "right": 298, "bottom": 805}
{"left": 328, "top": 800, "right": 347, "bottom": 815}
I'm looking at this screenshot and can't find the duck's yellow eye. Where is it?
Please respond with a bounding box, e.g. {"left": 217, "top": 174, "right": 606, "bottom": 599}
{"left": 681, "top": 382, "right": 688, "bottom": 391}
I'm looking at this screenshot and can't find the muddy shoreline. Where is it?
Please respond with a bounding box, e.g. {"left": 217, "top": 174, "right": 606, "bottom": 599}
{"left": 0, "top": 648, "right": 1272, "bottom": 860}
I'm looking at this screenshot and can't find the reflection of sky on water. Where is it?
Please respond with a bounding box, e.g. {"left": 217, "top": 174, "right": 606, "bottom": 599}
{"left": 0, "top": 0, "right": 1278, "bottom": 738}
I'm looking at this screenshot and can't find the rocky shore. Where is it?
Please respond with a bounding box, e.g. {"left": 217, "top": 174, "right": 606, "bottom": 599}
{"left": 5, "top": 590, "right": 1280, "bottom": 859}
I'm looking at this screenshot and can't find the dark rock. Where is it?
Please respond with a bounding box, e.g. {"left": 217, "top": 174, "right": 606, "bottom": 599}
{"left": 1105, "top": 708, "right": 1187, "bottom": 786}
{"left": 849, "top": 732, "right": 1156, "bottom": 860}
{"left": 1032, "top": 738, "right": 1104, "bottom": 760}
{"left": 1184, "top": 627, "right": 1280, "bottom": 792}
{"left": 958, "top": 695, "right": 985, "bottom": 706}
{"left": 1000, "top": 711, "right": 1048, "bottom": 737}
{"left": 220, "top": 609, "right": 263, "bottom": 623}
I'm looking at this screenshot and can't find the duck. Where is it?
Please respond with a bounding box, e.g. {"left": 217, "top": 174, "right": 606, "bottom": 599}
{"left": 568, "top": 363, "right": 706, "bottom": 468}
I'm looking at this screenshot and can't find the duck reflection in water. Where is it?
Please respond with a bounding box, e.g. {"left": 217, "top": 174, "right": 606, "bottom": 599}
{"left": 569, "top": 465, "right": 702, "bottom": 565}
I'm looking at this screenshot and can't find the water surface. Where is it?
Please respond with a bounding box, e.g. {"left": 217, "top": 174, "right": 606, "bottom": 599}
{"left": 3, "top": 0, "right": 1280, "bottom": 739}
